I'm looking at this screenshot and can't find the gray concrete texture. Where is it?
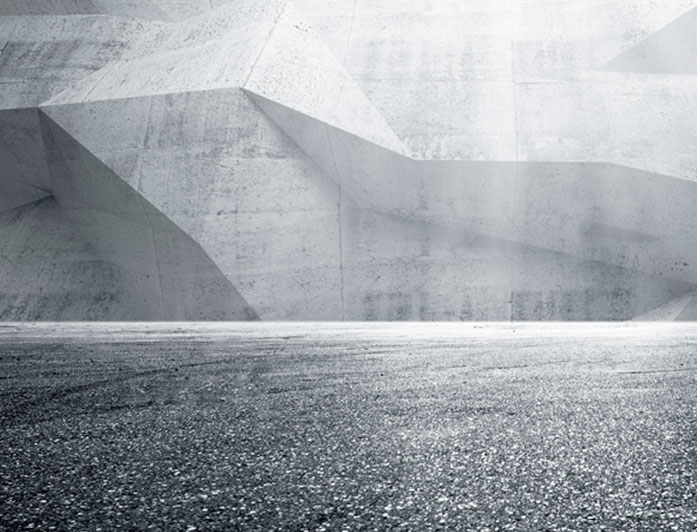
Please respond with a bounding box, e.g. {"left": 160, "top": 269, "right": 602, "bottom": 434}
{"left": 1, "top": 0, "right": 697, "bottom": 320}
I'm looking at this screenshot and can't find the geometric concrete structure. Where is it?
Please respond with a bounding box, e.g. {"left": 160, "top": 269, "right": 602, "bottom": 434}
{"left": 2, "top": 1, "right": 697, "bottom": 320}
{"left": 604, "top": 7, "right": 697, "bottom": 74}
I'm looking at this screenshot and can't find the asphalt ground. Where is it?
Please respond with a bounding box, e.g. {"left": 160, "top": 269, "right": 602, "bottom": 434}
{"left": 1, "top": 323, "right": 696, "bottom": 531}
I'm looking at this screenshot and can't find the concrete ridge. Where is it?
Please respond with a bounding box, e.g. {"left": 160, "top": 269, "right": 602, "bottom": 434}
{"left": 603, "top": 6, "right": 697, "bottom": 75}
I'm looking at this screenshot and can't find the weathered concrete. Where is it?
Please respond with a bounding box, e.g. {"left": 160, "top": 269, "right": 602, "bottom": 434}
{"left": 632, "top": 290, "right": 697, "bottom": 321}
{"left": 1, "top": 1, "right": 696, "bottom": 320}
{"left": 43, "top": 3, "right": 282, "bottom": 104}
{"left": 244, "top": 3, "right": 406, "bottom": 154}
{"left": 40, "top": 89, "right": 344, "bottom": 320}
{"left": 339, "top": 204, "right": 694, "bottom": 321}
{"left": 604, "top": 7, "right": 697, "bottom": 74}
{"left": 298, "top": 1, "right": 697, "bottom": 181}
{"left": 0, "top": 108, "right": 51, "bottom": 212}
{"left": 0, "top": 198, "right": 125, "bottom": 320}
{"left": 0, "top": 14, "right": 164, "bottom": 211}
{"left": 245, "top": 96, "right": 697, "bottom": 285}
{"left": 39, "top": 113, "right": 258, "bottom": 320}
{"left": 0, "top": 0, "right": 238, "bottom": 21}
{"left": 0, "top": 1, "right": 172, "bottom": 20}
{"left": 39, "top": 85, "right": 695, "bottom": 320}
{"left": 0, "top": 15, "right": 165, "bottom": 110}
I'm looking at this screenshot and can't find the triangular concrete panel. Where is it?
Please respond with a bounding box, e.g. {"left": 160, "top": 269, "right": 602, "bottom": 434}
{"left": 0, "top": 15, "right": 166, "bottom": 109}
{"left": 244, "top": 90, "right": 416, "bottom": 214}
{"left": 0, "top": 108, "right": 51, "bottom": 212}
{"left": 241, "top": 92, "right": 697, "bottom": 287}
{"left": 45, "top": 2, "right": 286, "bottom": 105}
{"left": 603, "top": 7, "right": 697, "bottom": 75}
{"left": 39, "top": 111, "right": 258, "bottom": 320}
{"left": 40, "top": 87, "right": 345, "bottom": 320}
{"left": 244, "top": 2, "right": 406, "bottom": 154}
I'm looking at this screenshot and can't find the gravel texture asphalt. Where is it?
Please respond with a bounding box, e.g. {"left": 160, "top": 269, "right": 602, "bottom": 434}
{"left": 0, "top": 323, "right": 696, "bottom": 531}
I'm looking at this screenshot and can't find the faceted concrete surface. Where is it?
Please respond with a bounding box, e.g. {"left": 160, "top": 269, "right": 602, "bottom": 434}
{"left": 298, "top": 1, "right": 697, "bottom": 179}
{"left": 1, "top": 323, "right": 696, "bottom": 530}
{"left": 603, "top": 7, "right": 697, "bottom": 74}
{"left": 3, "top": 2, "right": 697, "bottom": 321}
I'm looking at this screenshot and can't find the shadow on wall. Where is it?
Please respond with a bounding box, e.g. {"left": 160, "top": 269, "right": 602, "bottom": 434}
{"left": 35, "top": 113, "right": 258, "bottom": 321}
{"left": 0, "top": 197, "right": 124, "bottom": 320}
{"left": 603, "top": 7, "right": 697, "bottom": 75}
{"left": 338, "top": 205, "right": 695, "bottom": 322}
{"left": 248, "top": 91, "right": 697, "bottom": 285}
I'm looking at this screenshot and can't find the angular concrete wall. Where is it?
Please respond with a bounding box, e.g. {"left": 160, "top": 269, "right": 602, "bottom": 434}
{"left": 1, "top": 1, "right": 696, "bottom": 320}
{"left": 604, "top": 7, "right": 697, "bottom": 74}
{"left": 0, "top": 198, "right": 125, "bottom": 320}
{"left": 40, "top": 112, "right": 257, "bottom": 320}
{"left": 0, "top": 0, "right": 237, "bottom": 21}
{"left": 0, "top": 108, "right": 51, "bottom": 212}
{"left": 41, "top": 89, "right": 344, "bottom": 320}
{"left": 297, "top": 1, "right": 697, "bottom": 181}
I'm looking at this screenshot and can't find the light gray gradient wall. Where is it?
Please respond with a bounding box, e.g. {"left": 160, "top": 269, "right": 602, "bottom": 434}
{"left": 1, "top": 0, "right": 696, "bottom": 320}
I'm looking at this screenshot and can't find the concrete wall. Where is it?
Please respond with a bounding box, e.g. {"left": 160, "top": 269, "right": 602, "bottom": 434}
{"left": 1, "top": 1, "right": 696, "bottom": 320}
{"left": 297, "top": 1, "right": 697, "bottom": 181}
{"left": 0, "top": 198, "right": 125, "bottom": 320}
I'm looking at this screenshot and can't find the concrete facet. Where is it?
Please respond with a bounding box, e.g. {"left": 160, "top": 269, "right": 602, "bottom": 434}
{"left": 0, "top": 108, "right": 51, "bottom": 213}
{"left": 40, "top": 113, "right": 258, "bottom": 320}
{"left": 604, "top": 7, "right": 697, "bottom": 74}
{"left": 242, "top": 96, "right": 697, "bottom": 287}
{"left": 0, "top": 1, "right": 172, "bottom": 20}
{"left": 1, "top": 1, "right": 696, "bottom": 320}
{"left": 0, "top": 15, "right": 165, "bottom": 109}
{"left": 41, "top": 89, "right": 344, "bottom": 320}
{"left": 0, "top": 198, "right": 125, "bottom": 320}
{"left": 298, "top": 1, "right": 697, "bottom": 180}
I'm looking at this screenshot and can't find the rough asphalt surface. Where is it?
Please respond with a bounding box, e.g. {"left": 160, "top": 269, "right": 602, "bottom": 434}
{"left": 0, "top": 323, "right": 696, "bottom": 531}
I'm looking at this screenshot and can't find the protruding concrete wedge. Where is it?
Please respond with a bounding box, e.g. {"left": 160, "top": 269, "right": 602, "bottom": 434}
{"left": 246, "top": 92, "right": 697, "bottom": 285}
{"left": 0, "top": 108, "right": 51, "bottom": 212}
{"left": 0, "top": 1, "right": 173, "bottom": 20}
{"left": 46, "top": 1, "right": 406, "bottom": 156}
{"left": 603, "top": 7, "right": 697, "bottom": 75}
{"left": 45, "top": 2, "right": 286, "bottom": 104}
{"left": 39, "top": 88, "right": 301, "bottom": 220}
{"left": 245, "top": 91, "right": 416, "bottom": 213}
{"left": 0, "top": 15, "right": 166, "bottom": 109}
{"left": 631, "top": 290, "right": 697, "bottom": 321}
{"left": 39, "top": 112, "right": 258, "bottom": 320}
{"left": 244, "top": 3, "right": 406, "bottom": 154}
{"left": 40, "top": 88, "right": 344, "bottom": 321}
{"left": 5, "top": 1, "right": 697, "bottom": 321}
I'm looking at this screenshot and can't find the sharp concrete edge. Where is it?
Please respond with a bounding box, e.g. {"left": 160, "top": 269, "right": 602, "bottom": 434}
{"left": 244, "top": 89, "right": 697, "bottom": 286}
{"left": 602, "top": 6, "right": 697, "bottom": 74}
{"left": 0, "top": 1, "right": 174, "bottom": 21}
{"left": 35, "top": 109, "right": 259, "bottom": 320}
{"left": 631, "top": 289, "right": 697, "bottom": 321}
{"left": 0, "top": 107, "right": 53, "bottom": 212}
